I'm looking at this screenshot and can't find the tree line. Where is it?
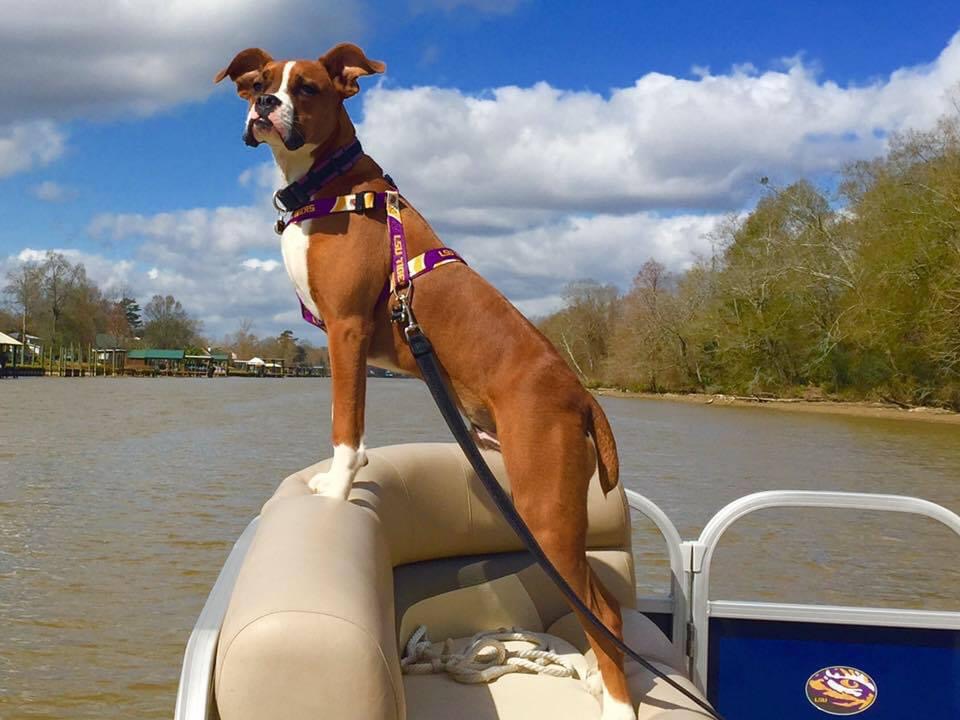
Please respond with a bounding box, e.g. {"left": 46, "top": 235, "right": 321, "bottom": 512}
{"left": 539, "top": 114, "right": 960, "bottom": 410}
{"left": 1, "top": 252, "right": 327, "bottom": 368}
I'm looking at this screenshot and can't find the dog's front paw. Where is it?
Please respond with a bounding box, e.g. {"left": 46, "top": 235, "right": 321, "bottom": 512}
{"left": 307, "top": 470, "right": 352, "bottom": 499}
{"left": 601, "top": 689, "right": 637, "bottom": 720}
{"left": 307, "top": 443, "right": 367, "bottom": 499}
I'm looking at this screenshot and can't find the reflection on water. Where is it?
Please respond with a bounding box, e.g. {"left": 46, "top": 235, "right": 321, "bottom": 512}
{"left": 1, "top": 379, "right": 958, "bottom": 718}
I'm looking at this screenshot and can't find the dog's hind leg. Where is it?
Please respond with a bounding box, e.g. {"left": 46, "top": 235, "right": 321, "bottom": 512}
{"left": 499, "top": 408, "right": 634, "bottom": 720}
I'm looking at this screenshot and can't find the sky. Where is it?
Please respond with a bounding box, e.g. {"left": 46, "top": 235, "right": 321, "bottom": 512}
{"left": 2, "top": 0, "right": 960, "bottom": 340}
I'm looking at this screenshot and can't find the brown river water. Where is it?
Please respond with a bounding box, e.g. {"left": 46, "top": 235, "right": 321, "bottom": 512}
{"left": 1, "top": 378, "right": 958, "bottom": 718}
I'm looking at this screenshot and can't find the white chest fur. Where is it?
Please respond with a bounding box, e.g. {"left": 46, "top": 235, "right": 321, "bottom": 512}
{"left": 280, "top": 221, "right": 321, "bottom": 318}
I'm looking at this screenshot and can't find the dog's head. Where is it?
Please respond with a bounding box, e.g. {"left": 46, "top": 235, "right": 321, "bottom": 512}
{"left": 214, "top": 44, "right": 385, "bottom": 151}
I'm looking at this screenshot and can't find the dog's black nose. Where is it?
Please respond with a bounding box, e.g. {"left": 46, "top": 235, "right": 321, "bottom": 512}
{"left": 256, "top": 94, "right": 281, "bottom": 116}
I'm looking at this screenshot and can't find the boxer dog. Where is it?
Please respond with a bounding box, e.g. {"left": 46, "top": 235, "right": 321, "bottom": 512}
{"left": 216, "top": 44, "right": 633, "bottom": 720}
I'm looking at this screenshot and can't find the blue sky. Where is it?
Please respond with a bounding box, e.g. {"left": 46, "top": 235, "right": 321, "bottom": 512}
{"left": 2, "top": 0, "right": 960, "bottom": 339}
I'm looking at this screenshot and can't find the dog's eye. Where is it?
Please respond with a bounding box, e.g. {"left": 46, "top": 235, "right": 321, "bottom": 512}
{"left": 298, "top": 84, "right": 318, "bottom": 96}
{"left": 252, "top": 81, "right": 263, "bottom": 93}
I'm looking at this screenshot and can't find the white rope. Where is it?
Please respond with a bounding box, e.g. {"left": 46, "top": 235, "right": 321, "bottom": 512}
{"left": 400, "top": 625, "right": 581, "bottom": 684}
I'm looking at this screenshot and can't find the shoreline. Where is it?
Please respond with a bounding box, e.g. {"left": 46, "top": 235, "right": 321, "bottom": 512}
{"left": 593, "top": 388, "right": 960, "bottom": 425}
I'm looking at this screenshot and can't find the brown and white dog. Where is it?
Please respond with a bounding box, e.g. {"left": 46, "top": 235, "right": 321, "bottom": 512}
{"left": 216, "top": 43, "right": 634, "bottom": 720}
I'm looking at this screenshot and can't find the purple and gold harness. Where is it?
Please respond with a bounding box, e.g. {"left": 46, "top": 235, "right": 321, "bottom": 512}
{"left": 283, "top": 186, "right": 464, "bottom": 333}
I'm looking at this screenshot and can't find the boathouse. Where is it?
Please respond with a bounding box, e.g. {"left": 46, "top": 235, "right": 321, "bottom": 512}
{"left": 0, "top": 331, "right": 23, "bottom": 378}
{"left": 126, "top": 348, "right": 185, "bottom": 374}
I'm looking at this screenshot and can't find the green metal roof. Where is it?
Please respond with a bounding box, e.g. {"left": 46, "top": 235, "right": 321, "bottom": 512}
{"left": 127, "top": 349, "right": 185, "bottom": 360}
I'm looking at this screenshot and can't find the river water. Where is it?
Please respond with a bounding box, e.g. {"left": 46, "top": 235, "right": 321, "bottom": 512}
{"left": 1, "top": 378, "right": 958, "bottom": 718}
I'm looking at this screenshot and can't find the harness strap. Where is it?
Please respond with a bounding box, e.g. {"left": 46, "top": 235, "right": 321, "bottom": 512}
{"left": 297, "top": 247, "right": 464, "bottom": 332}
{"left": 292, "top": 189, "right": 465, "bottom": 333}
{"left": 386, "top": 190, "right": 410, "bottom": 295}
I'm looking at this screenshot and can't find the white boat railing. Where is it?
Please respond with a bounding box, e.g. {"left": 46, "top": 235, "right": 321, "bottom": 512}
{"left": 174, "top": 518, "right": 259, "bottom": 720}
{"left": 659, "top": 491, "right": 960, "bottom": 693}
{"left": 623, "top": 489, "right": 689, "bottom": 662}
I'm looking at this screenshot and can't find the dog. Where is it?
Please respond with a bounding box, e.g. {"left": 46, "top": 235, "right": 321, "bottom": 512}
{"left": 216, "top": 43, "right": 634, "bottom": 720}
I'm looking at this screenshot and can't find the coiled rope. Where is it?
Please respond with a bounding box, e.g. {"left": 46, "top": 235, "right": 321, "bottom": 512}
{"left": 401, "top": 625, "right": 581, "bottom": 684}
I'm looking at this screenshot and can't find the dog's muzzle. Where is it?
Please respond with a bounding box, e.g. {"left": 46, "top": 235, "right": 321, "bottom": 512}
{"left": 243, "top": 119, "right": 262, "bottom": 147}
{"left": 243, "top": 93, "right": 305, "bottom": 150}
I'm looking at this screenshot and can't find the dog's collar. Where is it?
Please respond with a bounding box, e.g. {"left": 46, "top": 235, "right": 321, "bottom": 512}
{"left": 285, "top": 188, "right": 385, "bottom": 224}
{"left": 272, "top": 139, "right": 365, "bottom": 214}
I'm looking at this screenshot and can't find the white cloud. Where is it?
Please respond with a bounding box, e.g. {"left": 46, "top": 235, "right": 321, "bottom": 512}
{"left": 410, "top": 0, "right": 525, "bottom": 14}
{"left": 446, "top": 210, "right": 722, "bottom": 309}
{"left": 4, "top": 247, "right": 135, "bottom": 296}
{"left": 0, "top": 121, "right": 66, "bottom": 178}
{"left": 30, "top": 180, "right": 77, "bottom": 202}
{"left": 0, "top": 0, "right": 364, "bottom": 121}
{"left": 238, "top": 162, "right": 283, "bottom": 191}
{"left": 359, "top": 31, "right": 960, "bottom": 216}
{"left": 242, "top": 258, "right": 281, "bottom": 272}
{"left": 84, "top": 200, "right": 299, "bottom": 337}
{"left": 89, "top": 204, "right": 276, "bottom": 258}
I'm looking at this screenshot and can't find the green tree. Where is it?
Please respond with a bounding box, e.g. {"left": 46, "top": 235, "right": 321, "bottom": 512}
{"left": 841, "top": 116, "right": 960, "bottom": 405}
{"left": 121, "top": 297, "right": 143, "bottom": 334}
{"left": 142, "top": 294, "right": 200, "bottom": 348}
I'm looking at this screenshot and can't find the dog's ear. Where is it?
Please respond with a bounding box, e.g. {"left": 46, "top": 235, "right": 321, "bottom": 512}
{"left": 214, "top": 48, "right": 274, "bottom": 90}
{"left": 319, "top": 43, "right": 385, "bottom": 98}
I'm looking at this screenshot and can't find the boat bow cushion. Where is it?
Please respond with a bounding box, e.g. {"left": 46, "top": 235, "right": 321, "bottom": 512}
{"left": 215, "top": 495, "right": 404, "bottom": 720}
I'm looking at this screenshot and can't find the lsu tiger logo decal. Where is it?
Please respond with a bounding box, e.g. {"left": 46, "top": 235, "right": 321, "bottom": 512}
{"left": 806, "top": 666, "right": 877, "bottom": 715}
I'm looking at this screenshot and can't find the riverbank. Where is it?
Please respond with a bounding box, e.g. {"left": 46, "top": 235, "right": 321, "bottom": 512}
{"left": 594, "top": 388, "right": 960, "bottom": 425}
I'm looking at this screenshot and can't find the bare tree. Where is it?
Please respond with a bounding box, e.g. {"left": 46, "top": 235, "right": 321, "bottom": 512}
{"left": 3, "top": 260, "right": 42, "bottom": 346}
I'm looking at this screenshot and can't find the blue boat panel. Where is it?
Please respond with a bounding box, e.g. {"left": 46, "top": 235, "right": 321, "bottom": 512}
{"left": 708, "top": 617, "right": 960, "bottom": 719}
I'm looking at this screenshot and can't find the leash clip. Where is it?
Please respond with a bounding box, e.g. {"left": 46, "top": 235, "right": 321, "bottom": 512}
{"left": 391, "top": 292, "right": 420, "bottom": 337}
{"left": 272, "top": 190, "right": 290, "bottom": 214}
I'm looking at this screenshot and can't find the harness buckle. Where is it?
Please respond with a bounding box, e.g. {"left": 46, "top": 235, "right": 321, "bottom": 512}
{"left": 353, "top": 191, "right": 374, "bottom": 213}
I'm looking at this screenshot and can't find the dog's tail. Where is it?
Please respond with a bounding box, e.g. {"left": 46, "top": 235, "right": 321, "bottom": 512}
{"left": 586, "top": 395, "right": 619, "bottom": 496}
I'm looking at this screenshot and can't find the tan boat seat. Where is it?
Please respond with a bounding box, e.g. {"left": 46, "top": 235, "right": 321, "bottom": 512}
{"left": 214, "top": 443, "right": 712, "bottom": 720}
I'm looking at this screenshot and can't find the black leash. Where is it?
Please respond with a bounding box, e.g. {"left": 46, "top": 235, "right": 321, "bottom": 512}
{"left": 394, "top": 299, "right": 722, "bottom": 720}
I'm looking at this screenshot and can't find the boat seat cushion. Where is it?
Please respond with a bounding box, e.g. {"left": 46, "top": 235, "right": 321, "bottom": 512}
{"left": 215, "top": 495, "right": 404, "bottom": 720}
{"left": 403, "top": 609, "right": 709, "bottom": 719}
{"left": 269, "top": 443, "right": 633, "bottom": 567}
{"left": 394, "top": 550, "right": 637, "bottom": 646}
